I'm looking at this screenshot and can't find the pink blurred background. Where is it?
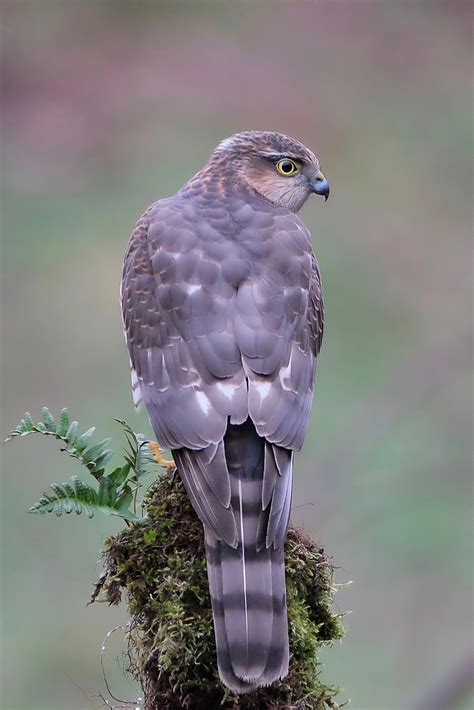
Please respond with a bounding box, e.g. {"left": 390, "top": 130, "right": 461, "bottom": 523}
{"left": 1, "top": 2, "right": 472, "bottom": 708}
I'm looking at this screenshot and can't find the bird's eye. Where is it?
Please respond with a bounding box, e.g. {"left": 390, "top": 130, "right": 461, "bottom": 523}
{"left": 276, "top": 159, "right": 299, "bottom": 176}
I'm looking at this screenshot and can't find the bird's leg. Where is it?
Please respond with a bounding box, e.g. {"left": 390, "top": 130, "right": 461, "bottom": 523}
{"left": 148, "top": 441, "right": 176, "bottom": 474}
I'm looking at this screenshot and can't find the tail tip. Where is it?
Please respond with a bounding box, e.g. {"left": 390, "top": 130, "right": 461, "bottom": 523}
{"left": 218, "top": 664, "right": 289, "bottom": 694}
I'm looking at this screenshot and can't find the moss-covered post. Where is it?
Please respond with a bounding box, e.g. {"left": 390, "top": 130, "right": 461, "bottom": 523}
{"left": 95, "top": 474, "right": 345, "bottom": 709}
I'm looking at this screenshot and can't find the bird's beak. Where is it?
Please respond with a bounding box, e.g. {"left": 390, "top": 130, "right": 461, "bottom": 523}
{"left": 309, "top": 171, "right": 330, "bottom": 201}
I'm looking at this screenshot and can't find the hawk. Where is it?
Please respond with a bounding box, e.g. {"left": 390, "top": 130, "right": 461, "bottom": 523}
{"left": 121, "top": 131, "right": 329, "bottom": 693}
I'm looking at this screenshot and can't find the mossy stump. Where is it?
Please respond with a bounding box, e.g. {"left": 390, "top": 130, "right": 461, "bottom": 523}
{"left": 95, "top": 474, "right": 344, "bottom": 709}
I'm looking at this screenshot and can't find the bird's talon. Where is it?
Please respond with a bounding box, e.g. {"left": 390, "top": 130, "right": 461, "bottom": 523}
{"left": 148, "top": 442, "right": 176, "bottom": 473}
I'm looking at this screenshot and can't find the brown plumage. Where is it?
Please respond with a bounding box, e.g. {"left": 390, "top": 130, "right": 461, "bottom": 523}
{"left": 121, "top": 131, "right": 329, "bottom": 693}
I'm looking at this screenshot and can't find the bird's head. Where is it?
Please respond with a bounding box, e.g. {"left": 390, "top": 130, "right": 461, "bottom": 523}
{"left": 212, "top": 131, "right": 329, "bottom": 213}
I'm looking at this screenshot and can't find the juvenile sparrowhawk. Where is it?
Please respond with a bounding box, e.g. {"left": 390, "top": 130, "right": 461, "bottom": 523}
{"left": 121, "top": 131, "right": 329, "bottom": 693}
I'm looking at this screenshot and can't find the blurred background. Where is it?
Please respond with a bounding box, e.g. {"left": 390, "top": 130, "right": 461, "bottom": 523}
{"left": 1, "top": 1, "right": 472, "bottom": 708}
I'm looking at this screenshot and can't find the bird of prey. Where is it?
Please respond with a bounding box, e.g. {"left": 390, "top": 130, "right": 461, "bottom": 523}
{"left": 121, "top": 131, "right": 329, "bottom": 693}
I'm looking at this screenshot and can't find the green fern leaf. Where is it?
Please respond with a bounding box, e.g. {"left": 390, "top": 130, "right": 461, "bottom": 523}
{"left": 98, "top": 476, "right": 116, "bottom": 508}
{"left": 49, "top": 483, "right": 74, "bottom": 514}
{"left": 30, "top": 494, "right": 60, "bottom": 516}
{"left": 28, "top": 476, "right": 141, "bottom": 521}
{"left": 14, "top": 420, "right": 28, "bottom": 435}
{"left": 7, "top": 410, "right": 146, "bottom": 523}
{"left": 114, "top": 419, "right": 157, "bottom": 480}
{"left": 58, "top": 408, "right": 70, "bottom": 437}
{"left": 115, "top": 485, "right": 133, "bottom": 512}
{"left": 109, "top": 506, "right": 142, "bottom": 522}
{"left": 24, "top": 412, "right": 35, "bottom": 431}
{"left": 75, "top": 427, "right": 96, "bottom": 454}
{"left": 42, "top": 407, "right": 57, "bottom": 433}
{"left": 82, "top": 439, "right": 112, "bottom": 466}
{"left": 60, "top": 481, "right": 79, "bottom": 513}
{"left": 108, "top": 463, "right": 131, "bottom": 487}
{"left": 89, "top": 449, "right": 113, "bottom": 474}
{"left": 3, "top": 412, "right": 35, "bottom": 441}
{"left": 65, "top": 420, "right": 79, "bottom": 445}
{"left": 72, "top": 476, "right": 97, "bottom": 516}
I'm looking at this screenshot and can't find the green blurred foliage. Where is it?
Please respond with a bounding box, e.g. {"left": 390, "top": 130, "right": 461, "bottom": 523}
{"left": 1, "top": 1, "right": 471, "bottom": 709}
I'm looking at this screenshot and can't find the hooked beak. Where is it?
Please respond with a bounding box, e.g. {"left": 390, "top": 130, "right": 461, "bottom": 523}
{"left": 310, "top": 170, "right": 330, "bottom": 201}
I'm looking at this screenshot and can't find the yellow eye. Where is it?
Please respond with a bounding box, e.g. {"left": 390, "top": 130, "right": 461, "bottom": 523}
{"left": 276, "top": 158, "right": 299, "bottom": 176}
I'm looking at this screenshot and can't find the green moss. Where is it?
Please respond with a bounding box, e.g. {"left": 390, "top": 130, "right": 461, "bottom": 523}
{"left": 96, "top": 474, "right": 345, "bottom": 709}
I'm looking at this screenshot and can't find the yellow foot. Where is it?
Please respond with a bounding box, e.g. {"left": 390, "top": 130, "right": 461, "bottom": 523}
{"left": 148, "top": 442, "right": 176, "bottom": 473}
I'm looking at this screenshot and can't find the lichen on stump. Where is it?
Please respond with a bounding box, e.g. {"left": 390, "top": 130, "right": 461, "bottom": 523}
{"left": 96, "top": 473, "right": 344, "bottom": 709}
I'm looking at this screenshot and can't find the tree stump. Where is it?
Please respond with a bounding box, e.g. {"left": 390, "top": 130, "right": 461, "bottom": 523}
{"left": 95, "top": 474, "right": 344, "bottom": 709}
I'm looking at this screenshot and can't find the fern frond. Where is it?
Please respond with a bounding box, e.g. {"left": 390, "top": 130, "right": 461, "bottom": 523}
{"left": 114, "top": 419, "right": 156, "bottom": 479}
{"left": 5, "top": 409, "right": 113, "bottom": 480}
{"left": 5, "top": 408, "right": 163, "bottom": 524}
{"left": 29, "top": 476, "right": 143, "bottom": 522}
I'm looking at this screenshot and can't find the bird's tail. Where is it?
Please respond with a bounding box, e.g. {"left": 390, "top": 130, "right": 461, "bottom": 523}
{"left": 204, "top": 422, "right": 290, "bottom": 693}
{"left": 205, "top": 529, "right": 288, "bottom": 693}
{"left": 174, "top": 420, "right": 292, "bottom": 693}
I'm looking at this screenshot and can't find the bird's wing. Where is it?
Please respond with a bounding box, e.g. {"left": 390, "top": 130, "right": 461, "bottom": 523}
{"left": 308, "top": 252, "right": 324, "bottom": 358}
{"left": 236, "top": 210, "right": 323, "bottom": 452}
{"left": 121, "top": 199, "right": 246, "bottom": 544}
{"left": 121, "top": 199, "right": 247, "bottom": 450}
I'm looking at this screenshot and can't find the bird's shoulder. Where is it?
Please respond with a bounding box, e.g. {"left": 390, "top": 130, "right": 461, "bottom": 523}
{"left": 123, "top": 193, "right": 320, "bottom": 302}
{"left": 125, "top": 196, "right": 181, "bottom": 248}
{"left": 127, "top": 189, "right": 315, "bottom": 249}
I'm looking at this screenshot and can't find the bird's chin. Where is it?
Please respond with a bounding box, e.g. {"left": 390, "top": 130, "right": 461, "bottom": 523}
{"left": 267, "top": 186, "right": 310, "bottom": 213}
{"left": 289, "top": 190, "right": 312, "bottom": 213}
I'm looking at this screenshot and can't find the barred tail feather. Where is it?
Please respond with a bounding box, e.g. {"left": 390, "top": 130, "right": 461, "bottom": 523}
{"left": 175, "top": 419, "right": 292, "bottom": 693}
{"left": 205, "top": 532, "right": 289, "bottom": 693}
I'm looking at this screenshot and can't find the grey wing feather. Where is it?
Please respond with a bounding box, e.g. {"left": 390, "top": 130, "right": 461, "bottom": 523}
{"left": 173, "top": 445, "right": 238, "bottom": 547}
{"left": 236, "top": 212, "right": 323, "bottom": 451}
{"left": 121, "top": 200, "right": 247, "bottom": 546}
{"left": 121, "top": 200, "right": 247, "bottom": 453}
